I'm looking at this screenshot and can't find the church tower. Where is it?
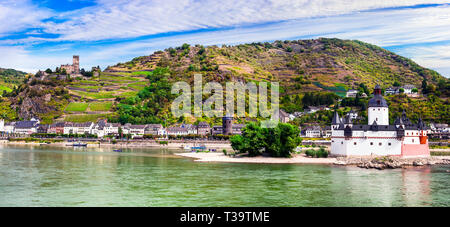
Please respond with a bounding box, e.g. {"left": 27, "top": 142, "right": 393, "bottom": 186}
{"left": 368, "top": 85, "right": 389, "bottom": 125}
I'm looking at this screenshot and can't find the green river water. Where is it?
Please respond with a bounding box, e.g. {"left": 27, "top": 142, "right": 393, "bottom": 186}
{"left": 0, "top": 145, "right": 448, "bottom": 207}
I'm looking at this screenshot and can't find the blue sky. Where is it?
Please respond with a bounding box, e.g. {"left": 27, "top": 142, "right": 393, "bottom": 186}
{"left": 0, "top": 0, "right": 449, "bottom": 77}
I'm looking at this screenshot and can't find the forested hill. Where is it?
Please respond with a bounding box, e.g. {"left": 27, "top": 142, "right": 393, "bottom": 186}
{"left": 0, "top": 68, "right": 28, "bottom": 93}
{"left": 1, "top": 38, "right": 448, "bottom": 125}
{"left": 108, "top": 38, "right": 444, "bottom": 96}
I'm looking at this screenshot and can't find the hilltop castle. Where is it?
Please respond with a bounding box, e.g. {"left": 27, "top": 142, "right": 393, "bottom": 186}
{"left": 331, "top": 85, "right": 430, "bottom": 157}
{"left": 60, "top": 55, "right": 80, "bottom": 75}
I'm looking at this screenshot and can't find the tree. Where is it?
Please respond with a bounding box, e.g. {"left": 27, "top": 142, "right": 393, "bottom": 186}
{"left": 230, "top": 123, "right": 302, "bottom": 157}
{"left": 399, "top": 88, "right": 405, "bottom": 93}
{"left": 118, "top": 127, "right": 123, "bottom": 138}
{"left": 393, "top": 81, "right": 400, "bottom": 87}
{"left": 412, "top": 88, "right": 418, "bottom": 93}
{"left": 422, "top": 79, "right": 428, "bottom": 93}
{"left": 359, "top": 83, "right": 369, "bottom": 95}
{"left": 262, "top": 123, "right": 301, "bottom": 157}
{"left": 230, "top": 122, "right": 265, "bottom": 156}
{"left": 45, "top": 68, "right": 52, "bottom": 74}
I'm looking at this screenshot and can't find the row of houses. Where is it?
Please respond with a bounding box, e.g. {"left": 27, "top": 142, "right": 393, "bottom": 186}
{"left": 0, "top": 118, "right": 244, "bottom": 138}
{"left": 301, "top": 125, "right": 332, "bottom": 138}
{"left": 346, "top": 85, "right": 417, "bottom": 98}
{"left": 384, "top": 85, "right": 417, "bottom": 95}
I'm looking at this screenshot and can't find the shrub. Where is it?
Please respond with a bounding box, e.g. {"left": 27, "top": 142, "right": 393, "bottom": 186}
{"left": 305, "top": 148, "right": 329, "bottom": 158}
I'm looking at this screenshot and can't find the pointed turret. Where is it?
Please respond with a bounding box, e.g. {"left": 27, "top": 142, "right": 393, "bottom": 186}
{"left": 394, "top": 117, "right": 404, "bottom": 128}
{"left": 344, "top": 115, "right": 352, "bottom": 124}
{"left": 332, "top": 111, "right": 341, "bottom": 125}
{"left": 417, "top": 118, "right": 426, "bottom": 130}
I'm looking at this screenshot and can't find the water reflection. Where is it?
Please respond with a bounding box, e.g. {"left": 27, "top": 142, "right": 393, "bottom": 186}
{"left": 0, "top": 145, "right": 448, "bottom": 207}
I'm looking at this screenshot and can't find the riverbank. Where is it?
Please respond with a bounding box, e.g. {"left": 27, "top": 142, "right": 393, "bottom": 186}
{"left": 0, "top": 140, "right": 232, "bottom": 150}
{"left": 176, "top": 152, "right": 450, "bottom": 169}
{"left": 177, "top": 152, "right": 337, "bottom": 164}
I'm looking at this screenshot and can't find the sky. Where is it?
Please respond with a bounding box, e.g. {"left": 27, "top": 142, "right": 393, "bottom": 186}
{"left": 0, "top": 0, "right": 449, "bottom": 77}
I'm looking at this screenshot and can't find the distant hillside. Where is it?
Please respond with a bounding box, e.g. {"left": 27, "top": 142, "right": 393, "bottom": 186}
{"left": 108, "top": 38, "right": 444, "bottom": 95}
{"left": 1, "top": 38, "right": 448, "bottom": 124}
{"left": 0, "top": 68, "right": 28, "bottom": 93}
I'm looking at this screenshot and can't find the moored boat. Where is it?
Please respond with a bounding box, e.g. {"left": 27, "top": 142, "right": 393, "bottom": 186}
{"left": 72, "top": 142, "right": 88, "bottom": 147}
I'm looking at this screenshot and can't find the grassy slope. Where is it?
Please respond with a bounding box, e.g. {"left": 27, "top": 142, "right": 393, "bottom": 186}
{"left": 110, "top": 39, "right": 444, "bottom": 95}
{"left": 0, "top": 68, "right": 28, "bottom": 94}
{"left": 102, "top": 38, "right": 448, "bottom": 124}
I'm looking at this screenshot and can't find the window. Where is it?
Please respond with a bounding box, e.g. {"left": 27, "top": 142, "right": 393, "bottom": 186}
{"left": 341, "top": 142, "right": 343, "bottom": 144}
{"left": 379, "top": 143, "right": 382, "bottom": 146}
{"left": 370, "top": 142, "right": 373, "bottom": 145}
{"left": 388, "top": 143, "right": 392, "bottom": 146}
{"left": 354, "top": 142, "right": 357, "bottom": 145}
{"left": 412, "top": 139, "right": 415, "bottom": 143}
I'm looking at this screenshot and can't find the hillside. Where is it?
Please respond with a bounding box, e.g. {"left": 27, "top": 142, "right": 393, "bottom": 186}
{"left": 109, "top": 38, "right": 444, "bottom": 95}
{"left": 0, "top": 68, "right": 28, "bottom": 94}
{"left": 1, "top": 38, "right": 448, "bottom": 125}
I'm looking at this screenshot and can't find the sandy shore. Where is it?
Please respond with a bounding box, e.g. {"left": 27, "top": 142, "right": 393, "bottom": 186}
{"left": 176, "top": 152, "right": 337, "bottom": 164}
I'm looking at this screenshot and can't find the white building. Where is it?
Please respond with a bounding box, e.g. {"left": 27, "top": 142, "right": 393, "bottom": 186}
{"left": 92, "top": 119, "right": 108, "bottom": 137}
{"left": 167, "top": 127, "right": 189, "bottom": 136}
{"left": 331, "top": 85, "right": 429, "bottom": 157}
{"left": 104, "top": 123, "right": 121, "bottom": 136}
{"left": 145, "top": 124, "right": 166, "bottom": 136}
{"left": 14, "top": 119, "right": 40, "bottom": 135}
{"left": 402, "top": 85, "right": 416, "bottom": 94}
{"left": 305, "top": 106, "right": 320, "bottom": 114}
{"left": 72, "top": 122, "right": 95, "bottom": 135}
{"left": 3, "top": 122, "right": 15, "bottom": 134}
{"left": 305, "top": 126, "right": 322, "bottom": 138}
{"left": 181, "top": 124, "right": 197, "bottom": 135}
{"left": 346, "top": 89, "right": 358, "bottom": 98}
{"left": 123, "top": 124, "right": 146, "bottom": 138}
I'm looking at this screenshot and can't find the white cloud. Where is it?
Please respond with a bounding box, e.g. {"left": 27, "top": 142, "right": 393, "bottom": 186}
{"left": 0, "top": 0, "right": 51, "bottom": 37}
{"left": 1, "top": 0, "right": 450, "bottom": 77}
{"left": 39, "top": 0, "right": 450, "bottom": 41}
{"left": 0, "top": 45, "right": 64, "bottom": 72}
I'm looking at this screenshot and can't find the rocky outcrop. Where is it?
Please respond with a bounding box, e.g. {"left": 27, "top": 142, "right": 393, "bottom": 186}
{"left": 335, "top": 156, "right": 450, "bottom": 170}
{"left": 9, "top": 81, "right": 71, "bottom": 120}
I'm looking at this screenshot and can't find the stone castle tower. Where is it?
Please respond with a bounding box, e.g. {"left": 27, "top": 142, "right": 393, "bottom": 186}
{"left": 222, "top": 114, "right": 233, "bottom": 135}
{"left": 73, "top": 55, "right": 80, "bottom": 74}
{"left": 60, "top": 55, "right": 80, "bottom": 75}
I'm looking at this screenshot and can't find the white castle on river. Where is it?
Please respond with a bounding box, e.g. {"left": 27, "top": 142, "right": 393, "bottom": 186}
{"left": 331, "top": 85, "right": 429, "bottom": 157}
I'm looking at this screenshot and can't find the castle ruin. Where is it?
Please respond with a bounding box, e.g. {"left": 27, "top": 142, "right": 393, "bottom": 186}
{"left": 60, "top": 55, "right": 80, "bottom": 75}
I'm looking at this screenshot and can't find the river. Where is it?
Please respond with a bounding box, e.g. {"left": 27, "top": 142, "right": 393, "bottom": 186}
{"left": 0, "top": 145, "right": 448, "bottom": 207}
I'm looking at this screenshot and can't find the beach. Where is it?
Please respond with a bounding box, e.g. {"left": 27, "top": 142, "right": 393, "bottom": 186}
{"left": 176, "top": 152, "right": 337, "bottom": 164}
